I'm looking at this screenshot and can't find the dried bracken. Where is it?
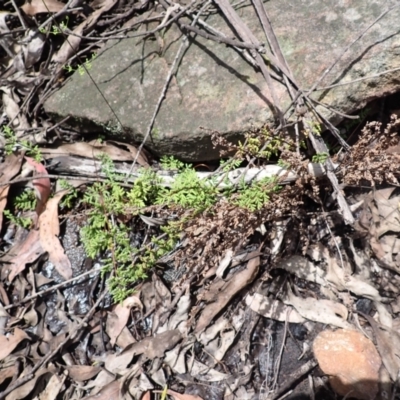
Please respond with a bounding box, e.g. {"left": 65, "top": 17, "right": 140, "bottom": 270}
{"left": 338, "top": 114, "right": 400, "bottom": 186}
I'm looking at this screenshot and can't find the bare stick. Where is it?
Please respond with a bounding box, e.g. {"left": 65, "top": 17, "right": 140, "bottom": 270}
{"left": 313, "top": 66, "right": 400, "bottom": 91}
{"left": 9, "top": 0, "right": 27, "bottom": 29}
{"left": 271, "top": 359, "right": 318, "bottom": 400}
{"left": 4, "top": 267, "right": 101, "bottom": 310}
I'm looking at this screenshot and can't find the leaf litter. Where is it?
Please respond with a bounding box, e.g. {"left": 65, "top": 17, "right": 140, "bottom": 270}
{"left": 2, "top": 1, "right": 400, "bottom": 399}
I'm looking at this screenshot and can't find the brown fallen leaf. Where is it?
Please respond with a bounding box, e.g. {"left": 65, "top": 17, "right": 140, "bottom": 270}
{"left": 40, "top": 373, "right": 66, "bottom": 400}
{"left": 6, "top": 369, "right": 52, "bottom": 400}
{"left": 106, "top": 140, "right": 149, "bottom": 166}
{"left": 0, "top": 328, "right": 29, "bottom": 360}
{"left": 6, "top": 229, "right": 44, "bottom": 281}
{"left": 66, "top": 365, "right": 102, "bottom": 381}
{"left": 0, "top": 365, "right": 18, "bottom": 386}
{"left": 82, "top": 380, "right": 119, "bottom": 400}
{"left": 142, "top": 391, "right": 151, "bottom": 400}
{"left": 109, "top": 329, "right": 182, "bottom": 374}
{"left": 194, "top": 256, "right": 260, "bottom": 334}
{"left": 39, "top": 190, "right": 72, "bottom": 280}
{"left": 41, "top": 141, "right": 147, "bottom": 164}
{"left": 51, "top": 21, "right": 84, "bottom": 64}
{"left": 21, "top": 0, "right": 64, "bottom": 15}
{"left": 107, "top": 295, "right": 143, "bottom": 347}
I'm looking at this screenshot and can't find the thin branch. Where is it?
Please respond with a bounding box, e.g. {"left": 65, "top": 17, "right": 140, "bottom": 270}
{"left": 4, "top": 267, "right": 101, "bottom": 310}
{"left": 312, "top": 66, "right": 400, "bottom": 91}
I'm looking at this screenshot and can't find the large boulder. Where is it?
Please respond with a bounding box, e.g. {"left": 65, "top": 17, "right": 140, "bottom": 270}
{"left": 44, "top": 0, "right": 400, "bottom": 161}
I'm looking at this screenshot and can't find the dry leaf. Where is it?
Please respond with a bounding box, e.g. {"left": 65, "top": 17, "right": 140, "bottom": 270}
{"left": 42, "top": 141, "right": 145, "bottom": 163}
{"left": 40, "top": 373, "right": 66, "bottom": 400}
{"left": 39, "top": 190, "right": 72, "bottom": 280}
{"left": 107, "top": 140, "right": 149, "bottom": 166}
{"left": 165, "top": 389, "right": 204, "bottom": 400}
{"left": 51, "top": 22, "right": 84, "bottom": 64}
{"left": 216, "top": 248, "right": 233, "bottom": 278}
{"left": 66, "top": 365, "right": 102, "bottom": 381}
{"left": 2, "top": 89, "right": 30, "bottom": 131}
{"left": 189, "top": 359, "right": 228, "bottom": 382}
{"left": 195, "top": 257, "right": 259, "bottom": 333}
{"left": 107, "top": 295, "right": 142, "bottom": 347}
{"left": 142, "top": 391, "right": 151, "bottom": 400}
{"left": 0, "top": 186, "right": 10, "bottom": 230}
{"left": 21, "top": 0, "right": 64, "bottom": 15}
{"left": 0, "top": 328, "right": 29, "bottom": 360}
{"left": 6, "top": 229, "right": 44, "bottom": 281}
{"left": 283, "top": 287, "right": 352, "bottom": 329}
{"left": 0, "top": 365, "right": 18, "bottom": 386}
{"left": 5, "top": 369, "right": 49, "bottom": 400}
{"left": 246, "top": 293, "right": 305, "bottom": 323}
{"left": 82, "top": 380, "right": 119, "bottom": 400}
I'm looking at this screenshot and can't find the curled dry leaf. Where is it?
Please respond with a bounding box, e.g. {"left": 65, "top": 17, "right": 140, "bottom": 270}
{"left": 119, "top": 329, "right": 182, "bottom": 362}
{"left": 21, "top": 0, "right": 64, "bottom": 15}
{"left": 22, "top": 30, "right": 45, "bottom": 69}
{"left": 142, "top": 391, "right": 151, "bottom": 400}
{"left": 167, "top": 295, "right": 190, "bottom": 332}
{"left": 189, "top": 359, "right": 228, "bottom": 382}
{"left": 39, "top": 189, "right": 72, "bottom": 280}
{"left": 0, "top": 365, "right": 18, "bottom": 386}
{"left": 0, "top": 328, "right": 29, "bottom": 360}
{"left": 107, "top": 295, "right": 143, "bottom": 347}
{"left": 216, "top": 248, "right": 233, "bottom": 278}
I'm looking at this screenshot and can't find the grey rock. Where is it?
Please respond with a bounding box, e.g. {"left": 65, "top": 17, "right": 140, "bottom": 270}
{"left": 44, "top": 0, "right": 400, "bottom": 161}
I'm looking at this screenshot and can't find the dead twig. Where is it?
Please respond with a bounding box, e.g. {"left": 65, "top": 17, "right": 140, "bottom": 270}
{"left": 4, "top": 267, "right": 101, "bottom": 310}
{"left": 271, "top": 359, "right": 318, "bottom": 400}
